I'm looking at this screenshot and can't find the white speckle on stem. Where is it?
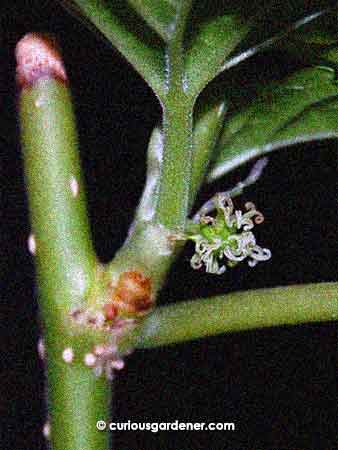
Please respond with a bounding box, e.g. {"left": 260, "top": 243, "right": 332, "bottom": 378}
{"left": 62, "top": 347, "right": 74, "bottom": 364}
{"left": 74, "top": 269, "right": 87, "bottom": 297}
{"left": 70, "top": 176, "right": 79, "bottom": 197}
{"left": 94, "top": 345, "right": 106, "bottom": 356}
{"left": 28, "top": 233, "right": 36, "bottom": 255}
{"left": 84, "top": 353, "right": 96, "bottom": 367}
{"left": 37, "top": 338, "right": 45, "bottom": 360}
{"left": 111, "top": 359, "right": 124, "bottom": 370}
{"left": 34, "top": 96, "right": 44, "bottom": 108}
{"left": 43, "top": 421, "right": 51, "bottom": 439}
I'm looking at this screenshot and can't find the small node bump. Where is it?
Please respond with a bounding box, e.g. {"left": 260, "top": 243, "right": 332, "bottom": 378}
{"left": 28, "top": 233, "right": 36, "bottom": 255}
{"left": 62, "top": 347, "right": 74, "bottom": 364}
{"left": 70, "top": 176, "right": 79, "bottom": 197}
{"left": 84, "top": 353, "right": 96, "bottom": 367}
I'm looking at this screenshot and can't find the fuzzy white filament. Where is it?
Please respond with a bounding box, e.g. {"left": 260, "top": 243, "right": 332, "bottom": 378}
{"left": 189, "top": 194, "right": 271, "bottom": 275}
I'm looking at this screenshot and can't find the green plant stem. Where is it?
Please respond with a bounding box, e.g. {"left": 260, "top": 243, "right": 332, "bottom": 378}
{"left": 190, "top": 94, "right": 226, "bottom": 209}
{"left": 129, "top": 93, "right": 226, "bottom": 233}
{"left": 156, "top": 98, "right": 193, "bottom": 229}
{"left": 105, "top": 92, "right": 226, "bottom": 293}
{"left": 107, "top": 2, "right": 196, "bottom": 286}
{"left": 137, "top": 283, "right": 338, "bottom": 348}
{"left": 105, "top": 220, "right": 179, "bottom": 295}
{"left": 155, "top": 0, "right": 193, "bottom": 230}
{"left": 106, "top": 3, "right": 196, "bottom": 291}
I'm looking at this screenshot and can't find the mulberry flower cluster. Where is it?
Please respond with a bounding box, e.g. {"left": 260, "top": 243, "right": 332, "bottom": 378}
{"left": 186, "top": 194, "right": 271, "bottom": 275}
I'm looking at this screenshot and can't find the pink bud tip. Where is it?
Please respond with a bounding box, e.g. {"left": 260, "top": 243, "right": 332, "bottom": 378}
{"left": 15, "top": 33, "right": 67, "bottom": 88}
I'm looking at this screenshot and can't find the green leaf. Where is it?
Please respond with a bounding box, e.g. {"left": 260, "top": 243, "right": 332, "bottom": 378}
{"left": 273, "top": 97, "right": 338, "bottom": 140}
{"left": 137, "top": 282, "right": 338, "bottom": 348}
{"left": 217, "top": 8, "right": 332, "bottom": 72}
{"left": 284, "top": 8, "right": 338, "bottom": 46}
{"left": 275, "top": 9, "right": 338, "bottom": 66}
{"left": 59, "top": 0, "right": 165, "bottom": 97}
{"left": 184, "top": 2, "right": 249, "bottom": 97}
{"left": 183, "top": 2, "right": 334, "bottom": 97}
{"left": 127, "top": 0, "right": 177, "bottom": 41}
{"left": 208, "top": 66, "right": 338, "bottom": 181}
{"left": 324, "top": 46, "right": 338, "bottom": 64}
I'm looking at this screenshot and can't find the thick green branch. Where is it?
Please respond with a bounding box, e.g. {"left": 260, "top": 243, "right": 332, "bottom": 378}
{"left": 137, "top": 283, "right": 338, "bottom": 348}
{"left": 17, "top": 34, "right": 110, "bottom": 450}
{"left": 44, "top": 321, "right": 111, "bottom": 449}
{"left": 17, "top": 34, "right": 97, "bottom": 313}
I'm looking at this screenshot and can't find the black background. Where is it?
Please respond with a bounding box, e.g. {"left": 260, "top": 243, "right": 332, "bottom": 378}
{"left": 0, "top": 1, "right": 337, "bottom": 449}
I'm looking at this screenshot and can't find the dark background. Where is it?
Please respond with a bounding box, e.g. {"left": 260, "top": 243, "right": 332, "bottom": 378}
{"left": 0, "top": 1, "right": 336, "bottom": 449}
